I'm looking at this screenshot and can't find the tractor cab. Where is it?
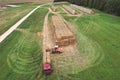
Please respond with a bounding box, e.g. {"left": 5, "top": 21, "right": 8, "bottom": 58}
{"left": 43, "top": 63, "right": 52, "bottom": 75}
{"left": 52, "top": 45, "right": 63, "bottom": 54}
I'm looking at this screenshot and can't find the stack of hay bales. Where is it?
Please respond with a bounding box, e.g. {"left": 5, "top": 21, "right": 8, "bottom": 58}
{"left": 71, "top": 4, "right": 94, "bottom": 14}
{"left": 63, "top": 5, "right": 76, "bottom": 15}
{"left": 51, "top": 16, "right": 75, "bottom": 46}
{"left": 43, "top": 45, "right": 51, "bottom": 64}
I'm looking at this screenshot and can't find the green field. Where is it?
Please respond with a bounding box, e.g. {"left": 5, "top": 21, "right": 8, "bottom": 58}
{"left": 0, "top": 5, "right": 48, "bottom": 80}
{"left": 63, "top": 10, "right": 120, "bottom": 80}
{"left": 0, "top": 4, "right": 38, "bottom": 35}
{"left": 0, "top": 4, "right": 120, "bottom": 80}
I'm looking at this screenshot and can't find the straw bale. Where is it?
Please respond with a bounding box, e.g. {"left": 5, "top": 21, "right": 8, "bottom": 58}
{"left": 43, "top": 51, "right": 47, "bottom": 64}
{"left": 71, "top": 4, "right": 94, "bottom": 14}
{"left": 63, "top": 5, "right": 76, "bottom": 15}
{"left": 46, "top": 52, "right": 51, "bottom": 64}
{"left": 69, "top": 37, "right": 76, "bottom": 44}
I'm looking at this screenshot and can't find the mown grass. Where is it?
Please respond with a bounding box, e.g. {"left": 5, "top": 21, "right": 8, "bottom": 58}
{"left": 0, "top": 4, "right": 38, "bottom": 35}
{"left": 19, "top": 7, "right": 48, "bottom": 32}
{"left": 0, "top": 4, "right": 120, "bottom": 80}
{"left": 0, "top": 6, "right": 48, "bottom": 80}
{"left": 56, "top": 5, "right": 67, "bottom": 15}
{"left": 63, "top": 10, "right": 120, "bottom": 80}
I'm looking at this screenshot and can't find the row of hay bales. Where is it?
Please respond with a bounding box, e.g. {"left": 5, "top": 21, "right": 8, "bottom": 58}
{"left": 43, "top": 33, "right": 51, "bottom": 64}
{"left": 63, "top": 5, "right": 76, "bottom": 15}
{"left": 70, "top": 4, "right": 94, "bottom": 14}
{"left": 42, "top": 14, "right": 51, "bottom": 64}
{"left": 43, "top": 49, "right": 51, "bottom": 64}
{"left": 51, "top": 16, "right": 75, "bottom": 46}
{"left": 43, "top": 37, "right": 51, "bottom": 64}
{"left": 0, "top": 6, "right": 7, "bottom": 10}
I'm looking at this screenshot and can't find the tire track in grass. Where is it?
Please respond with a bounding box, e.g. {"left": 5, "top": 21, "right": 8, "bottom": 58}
{"left": 64, "top": 18, "right": 104, "bottom": 72}
{"left": 49, "top": 15, "right": 104, "bottom": 78}
{"left": 1, "top": 6, "right": 48, "bottom": 80}
{"left": 7, "top": 30, "right": 42, "bottom": 74}
{"left": 0, "top": 4, "right": 48, "bottom": 43}
{"left": 76, "top": 31, "right": 104, "bottom": 71}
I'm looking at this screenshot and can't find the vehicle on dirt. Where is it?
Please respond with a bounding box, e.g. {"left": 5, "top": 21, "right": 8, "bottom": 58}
{"left": 52, "top": 45, "right": 63, "bottom": 54}
{"left": 43, "top": 63, "right": 53, "bottom": 75}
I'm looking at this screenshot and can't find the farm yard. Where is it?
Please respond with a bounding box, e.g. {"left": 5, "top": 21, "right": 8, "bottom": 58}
{"left": 0, "top": 1, "right": 120, "bottom": 80}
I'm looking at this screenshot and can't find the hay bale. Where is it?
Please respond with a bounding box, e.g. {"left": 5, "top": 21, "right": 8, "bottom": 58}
{"left": 46, "top": 52, "right": 51, "bottom": 64}
{"left": 61, "top": 36, "right": 68, "bottom": 39}
{"left": 55, "top": 32, "right": 62, "bottom": 41}
{"left": 55, "top": 40, "right": 62, "bottom": 46}
{"left": 63, "top": 5, "right": 76, "bottom": 15}
{"left": 69, "top": 37, "right": 76, "bottom": 44}
{"left": 51, "top": 15, "right": 76, "bottom": 46}
{"left": 43, "top": 51, "right": 47, "bottom": 64}
{"left": 63, "top": 39, "right": 69, "bottom": 46}
{"left": 71, "top": 4, "right": 94, "bottom": 14}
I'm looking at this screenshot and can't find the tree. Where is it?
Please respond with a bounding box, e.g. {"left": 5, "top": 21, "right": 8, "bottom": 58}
{"left": 55, "top": 0, "right": 120, "bottom": 16}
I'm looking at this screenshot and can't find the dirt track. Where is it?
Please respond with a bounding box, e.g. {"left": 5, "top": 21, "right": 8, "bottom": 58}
{"left": 42, "top": 10, "right": 54, "bottom": 48}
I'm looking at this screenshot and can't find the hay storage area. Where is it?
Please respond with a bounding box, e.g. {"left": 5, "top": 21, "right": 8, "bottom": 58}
{"left": 63, "top": 5, "right": 76, "bottom": 15}
{"left": 51, "top": 16, "right": 75, "bottom": 46}
{"left": 71, "top": 4, "right": 94, "bottom": 14}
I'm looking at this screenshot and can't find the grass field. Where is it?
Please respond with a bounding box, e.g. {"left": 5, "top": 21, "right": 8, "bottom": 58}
{"left": 0, "top": 0, "right": 52, "bottom": 5}
{"left": 0, "top": 3, "right": 120, "bottom": 80}
{"left": 63, "top": 10, "right": 120, "bottom": 80}
{"left": 0, "top": 5, "right": 48, "bottom": 80}
{"left": 0, "top": 4, "right": 38, "bottom": 35}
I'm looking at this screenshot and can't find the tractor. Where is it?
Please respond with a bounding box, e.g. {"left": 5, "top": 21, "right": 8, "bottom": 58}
{"left": 43, "top": 63, "right": 53, "bottom": 75}
{"left": 51, "top": 45, "right": 63, "bottom": 54}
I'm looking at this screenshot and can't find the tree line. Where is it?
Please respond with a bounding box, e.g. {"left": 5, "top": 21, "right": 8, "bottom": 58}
{"left": 55, "top": 0, "right": 120, "bottom": 16}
